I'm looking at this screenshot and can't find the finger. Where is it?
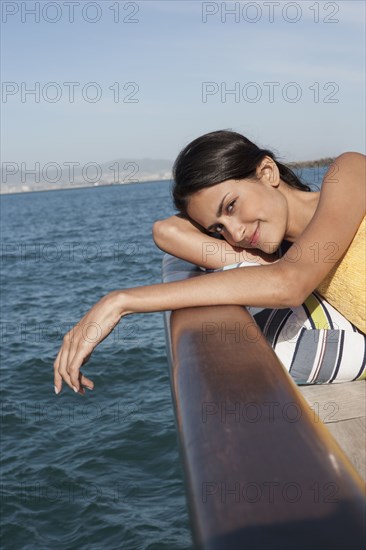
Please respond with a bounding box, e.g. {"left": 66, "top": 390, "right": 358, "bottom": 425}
{"left": 75, "top": 383, "right": 85, "bottom": 395}
{"left": 80, "top": 353, "right": 94, "bottom": 389}
{"left": 58, "top": 345, "right": 81, "bottom": 393}
{"left": 65, "top": 350, "right": 94, "bottom": 391}
{"left": 68, "top": 349, "right": 87, "bottom": 391}
{"left": 66, "top": 343, "right": 93, "bottom": 390}
{"left": 80, "top": 373, "right": 94, "bottom": 390}
{"left": 53, "top": 349, "right": 63, "bottom": 395}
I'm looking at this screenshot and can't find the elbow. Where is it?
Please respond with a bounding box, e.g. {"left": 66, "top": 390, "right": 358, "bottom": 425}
{"left": 152, "top": 219, "right": 175, "bottom": 250}
{"left": 152, "top": 220, "right": 163, "bottom": 247}
{"left": 285, "top": 293, "right": 306, "bottom": 309}
{"left": 275, "top": 265, "right": 307, "bottom": 309}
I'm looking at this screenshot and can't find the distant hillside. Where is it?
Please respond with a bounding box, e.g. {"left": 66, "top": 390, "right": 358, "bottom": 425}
{"left": 1, "top": 156, "right": 336, "bottom": 194}
{"left": 288, "top": 157, "right": 335, "bottom": 169}
{"left": 1, "top": 157, "right": 174, "bottom": 194}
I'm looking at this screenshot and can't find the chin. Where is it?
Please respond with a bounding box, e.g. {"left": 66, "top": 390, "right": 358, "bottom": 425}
{"left": 258, "top": 226, "right": 286, "bottom": 254}
{"left": 259, "top": 241, "right": 282, "bottom": 254}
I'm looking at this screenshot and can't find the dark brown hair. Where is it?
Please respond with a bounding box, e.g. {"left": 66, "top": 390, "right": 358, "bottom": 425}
{"left": 172, "top": 130, "right": 310, "bottom": 215}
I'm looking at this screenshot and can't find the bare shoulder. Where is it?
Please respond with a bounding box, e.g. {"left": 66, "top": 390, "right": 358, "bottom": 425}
{"left": 280, "top": 151, "right": 365, "bottom": 302}
{"left": 321, "top": 152, "right": 365, "bottom": 196}
{"left": 332, "top": 151, "right": 365, "bottom": 166}
{"left": 318, "top": 152, "right": 365, "bottom": 225}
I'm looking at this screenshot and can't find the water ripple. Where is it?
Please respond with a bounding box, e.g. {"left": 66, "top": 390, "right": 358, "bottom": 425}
{"left": 1, "top": 184, "right": 191, "bottom": 549}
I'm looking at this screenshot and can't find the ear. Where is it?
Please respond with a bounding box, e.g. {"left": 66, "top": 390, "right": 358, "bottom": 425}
{"left": 256, "top": 156, "right": 280, "bottom": 187}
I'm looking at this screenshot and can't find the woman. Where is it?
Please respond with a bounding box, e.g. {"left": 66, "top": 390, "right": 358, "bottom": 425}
{"left": 53, "top": 131, "right": 365, "bottom": 394}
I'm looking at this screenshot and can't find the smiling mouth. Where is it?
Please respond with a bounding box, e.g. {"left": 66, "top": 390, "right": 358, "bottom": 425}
{"left": 249, "top": 223, "right": 260, "bottom": 246}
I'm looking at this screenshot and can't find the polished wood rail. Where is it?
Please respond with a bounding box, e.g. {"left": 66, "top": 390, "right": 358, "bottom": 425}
{"left": 162, "top": 254, "right": 366, "bottom": 550}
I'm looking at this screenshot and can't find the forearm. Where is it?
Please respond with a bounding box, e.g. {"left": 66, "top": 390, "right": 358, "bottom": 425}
{"left": 118, "top": 261, "right": 294, "bottom": 316}
{"left": 153, "top": 216, "right": 276, "bottom": 269}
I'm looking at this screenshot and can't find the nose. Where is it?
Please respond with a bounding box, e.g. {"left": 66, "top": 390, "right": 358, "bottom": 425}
{"left": 226, "top": 220, "right": 245, "bottom": 244}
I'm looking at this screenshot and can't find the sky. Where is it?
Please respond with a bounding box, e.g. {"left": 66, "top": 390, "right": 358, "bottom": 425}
{"left": 1, "top": 0, "right": 365, "bottom": 170}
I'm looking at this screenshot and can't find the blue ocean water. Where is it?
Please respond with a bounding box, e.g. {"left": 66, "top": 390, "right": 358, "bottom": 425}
{"left": 0, "top": 168, "right": 326, "bottom": 550}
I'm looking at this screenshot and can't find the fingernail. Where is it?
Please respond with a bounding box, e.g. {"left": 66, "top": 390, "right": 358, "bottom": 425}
{"left": 72, "top": 386, "right": 79, "bottom": 393}
{"left": 54, "top": 385, "right": 59, "bottom": 395}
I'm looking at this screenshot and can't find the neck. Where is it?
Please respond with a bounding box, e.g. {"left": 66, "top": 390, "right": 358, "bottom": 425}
{"left": 281, "top": 183, "right": 320, "bottom": 242}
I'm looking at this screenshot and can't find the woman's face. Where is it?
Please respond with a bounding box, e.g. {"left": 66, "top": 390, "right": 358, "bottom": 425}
{"left": 186, "top": 174, "right": 289, "bottom": 254}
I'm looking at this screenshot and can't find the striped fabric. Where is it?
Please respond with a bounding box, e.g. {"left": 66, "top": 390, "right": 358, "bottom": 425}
{"left": 200, "top": 260, "right": 366, "bottom": 385}
{"left": 255, "top": 293, "right": 365, "bottom": 385}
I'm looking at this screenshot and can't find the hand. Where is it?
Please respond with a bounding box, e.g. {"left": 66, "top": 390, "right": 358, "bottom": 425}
{"left": 54, "top": 290, "right": 126, "bottom": 395}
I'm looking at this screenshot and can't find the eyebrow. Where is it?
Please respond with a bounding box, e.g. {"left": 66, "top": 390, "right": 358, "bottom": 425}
{"left": 206, "top": 192, "right": 231, "bottom": 232}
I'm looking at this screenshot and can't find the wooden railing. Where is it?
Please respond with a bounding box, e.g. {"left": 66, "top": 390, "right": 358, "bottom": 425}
{"left": 162, "top": 254, "right": 366, "bottom": 550}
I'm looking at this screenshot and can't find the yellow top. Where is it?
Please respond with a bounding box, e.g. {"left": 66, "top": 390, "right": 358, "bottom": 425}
{"left": 316, "top": 216, "right": 366, "bottom": 334}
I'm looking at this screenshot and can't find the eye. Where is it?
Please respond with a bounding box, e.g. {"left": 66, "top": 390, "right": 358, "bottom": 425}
{"left": 213, "top": 224, "right": 224, "bottom": 234}
{"left": 227, "top": 199, "right": 236, "bottom": 214}
{"left": 211, "top": 200, "right": 236, "bottom": 234}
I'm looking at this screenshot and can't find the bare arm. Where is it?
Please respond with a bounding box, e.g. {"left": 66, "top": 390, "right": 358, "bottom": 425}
{"left": 54, "top": 152, "right": 365, "bottom": 393}
{"left": 152, "top": 214, "right": 278, "bottom": 269}
{"left": 121, "top": 152, "right": 364, "bottom": 314}
{"left": 281, "top": 151, "right": 365, "bottom": 302}
{"left": 55, "top": 262, "right": 290, "bottom": 393}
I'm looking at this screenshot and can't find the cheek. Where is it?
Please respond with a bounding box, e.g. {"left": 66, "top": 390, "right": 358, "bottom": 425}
{"left": 263, "top": 191, "right": 287, "bottom": 220}
{"left": 245, "top": 189, "right": 272, "bottom": 220}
